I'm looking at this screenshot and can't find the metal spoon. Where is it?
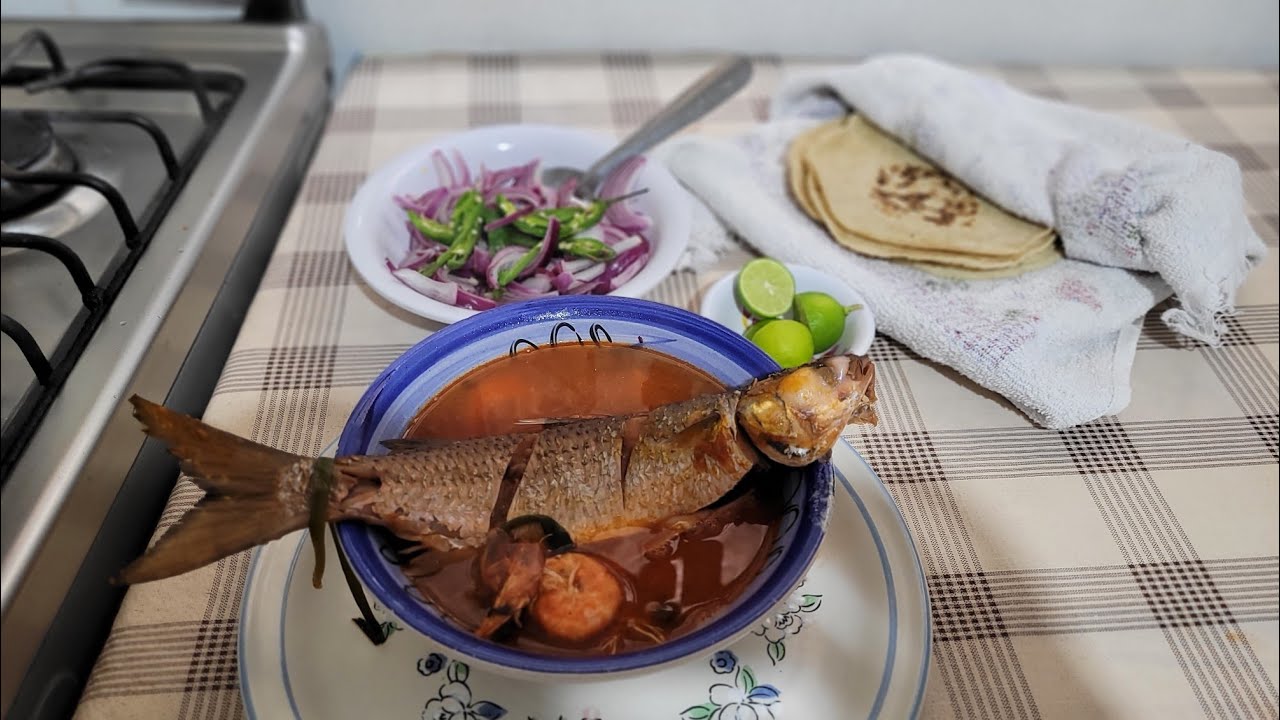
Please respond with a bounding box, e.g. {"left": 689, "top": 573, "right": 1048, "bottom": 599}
{"left": 542, "top": 55, "right": 754, "bottom": 200}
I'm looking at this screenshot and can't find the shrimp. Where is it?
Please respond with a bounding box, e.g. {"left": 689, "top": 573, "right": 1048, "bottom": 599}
{"left": 530, "top": 553, "right": 624, "bottom": 643}
{"left": 474, "top": 530, "right": 546, "bottom": 639}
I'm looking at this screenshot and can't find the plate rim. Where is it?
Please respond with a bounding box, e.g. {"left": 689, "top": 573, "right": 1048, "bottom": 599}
{"left": 239, "top": 439, "right": 932, "bottom": 719}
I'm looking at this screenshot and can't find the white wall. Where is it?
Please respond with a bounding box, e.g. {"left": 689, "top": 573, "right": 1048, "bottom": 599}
{"left": 4, "top": 0, "right": 1277, "bottom": 83}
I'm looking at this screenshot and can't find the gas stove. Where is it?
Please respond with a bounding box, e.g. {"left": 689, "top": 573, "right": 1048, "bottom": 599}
{"left": 0, "top": 17, "right": 330, "bottom": 718}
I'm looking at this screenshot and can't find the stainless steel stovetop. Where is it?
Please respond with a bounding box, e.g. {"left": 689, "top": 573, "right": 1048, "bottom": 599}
{"left": 0, "top": 18, "right": 330, "bottom": 718}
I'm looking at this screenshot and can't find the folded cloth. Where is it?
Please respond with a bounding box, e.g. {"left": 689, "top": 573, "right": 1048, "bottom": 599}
{"left": 657, "top": 54, "right": 1266, "bottom": 429}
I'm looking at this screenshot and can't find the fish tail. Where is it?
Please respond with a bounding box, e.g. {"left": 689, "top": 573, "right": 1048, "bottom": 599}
{"left": 114, "top": 396, "right": 316, "bottom": 585}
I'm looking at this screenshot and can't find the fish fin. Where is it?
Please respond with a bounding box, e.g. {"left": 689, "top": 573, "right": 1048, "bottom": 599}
{"left": 129, "top": 395, "right": 306, "bottom": 498}
{"left": 115, "top": 396, "right": 314, "bottom": 585}
{"left": 511, "top": 413, "right": 613, "bottom": 427}
{"left": 380, "top": 437, "right": 452, "bottom": 453}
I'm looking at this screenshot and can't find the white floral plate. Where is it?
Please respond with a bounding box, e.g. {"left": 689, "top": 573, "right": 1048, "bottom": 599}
{"left": 238, "top": 439, "right": 931, "bottom": 719}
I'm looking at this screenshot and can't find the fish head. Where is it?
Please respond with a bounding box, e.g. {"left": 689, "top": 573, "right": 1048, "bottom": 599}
{"left": 736, "top": 355, "right": 877, "bottom": 466}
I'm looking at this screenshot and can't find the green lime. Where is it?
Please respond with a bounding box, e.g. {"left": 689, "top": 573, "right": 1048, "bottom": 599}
{"left": 734, "top": 258, "right": 796, "bottom": 319}
{"left": 750, "top": 319, "right": 815, "bottom": 369}
{"left": 793, "top": 291, "right": 849, "bottom": 354}
{"left": 743, "top": 319, "right": 776, "bottom": 341}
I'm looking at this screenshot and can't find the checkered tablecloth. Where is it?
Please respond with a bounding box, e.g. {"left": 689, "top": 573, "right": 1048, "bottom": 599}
{"left": 74, "top": 55, "right": 1278, "bottom": 720}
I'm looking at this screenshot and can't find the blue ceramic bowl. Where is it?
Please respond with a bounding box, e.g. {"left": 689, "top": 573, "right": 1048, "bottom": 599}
{"left": 335, "top": 295, "right": 834, "bottom": 679}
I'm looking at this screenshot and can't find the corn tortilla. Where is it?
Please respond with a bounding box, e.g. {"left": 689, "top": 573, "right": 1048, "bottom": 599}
{"left": 803, "top": 166, "right": 1057, "bottom": 270}
{"left": 803, "top": 115, "right": 1052, "bottom": 259}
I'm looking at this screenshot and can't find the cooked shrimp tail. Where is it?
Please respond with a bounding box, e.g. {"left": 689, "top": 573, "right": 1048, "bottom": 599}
{"left": 474, "top": 526, "right": 549, "bottom": 639}
{"left": 114, "top": 396, "right": 317, "bottom": 585}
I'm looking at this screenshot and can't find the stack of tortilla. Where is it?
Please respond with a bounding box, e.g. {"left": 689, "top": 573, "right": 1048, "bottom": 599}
{"left": 787, "top": 115, "right": 1061, "bottom": 279}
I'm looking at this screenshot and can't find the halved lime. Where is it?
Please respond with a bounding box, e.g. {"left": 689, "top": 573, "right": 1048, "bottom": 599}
{"left": 793, "top": 291, "right": 848, "bottom": 354}
{"left": 734, "top": 258, "right": 796, "bottom": 319}
{"left": 750, "top": 319, "right": 815, "bottom": 368}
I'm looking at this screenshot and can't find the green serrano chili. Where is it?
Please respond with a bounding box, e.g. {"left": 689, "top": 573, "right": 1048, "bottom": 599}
{"left": 479, "top": 205, "right": 505, "bottom": 250}
{"left": 406, "top": 211, "right": 454, "bottom": 242}
{"left": 496, "top": 245, "right": 540, "bottom": 287}
{"left": 505, "top": 232, "right": 541, "bottom": 248}
{"left": 495, "top": 195, "right": 521, "bottom": 217}
{"left": 557, "top": 236, "right": 616, "bottom": 261}
{"left": 450, "top": 190, "right": 481, "bottom": 228}
{"left": 483, "top": 200, "right": 526, "bottom": 251}
{"left": 496, "top": 218, "right": 557, "bottom": 287}
{"left": 445, "top": 202, "right": 483, "bottom": 270}
{"left": 419, "top": 198, "right": 483, "bottom": 276}
{"left": 561, "top": 201, "right": 607, "bottom": 236}
{"left": 493, "top": 195, "right": 554, "bottom": 239}
{"left": 308, "top": 457, "right": 335, "bottom": 589}
{"left": 513, "top": 213, "right": 551, "bottom": 237}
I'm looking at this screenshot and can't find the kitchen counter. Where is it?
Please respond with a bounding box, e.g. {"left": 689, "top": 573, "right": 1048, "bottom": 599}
{"left": 72, "top": 54, "right": 1278, "bottom": 719}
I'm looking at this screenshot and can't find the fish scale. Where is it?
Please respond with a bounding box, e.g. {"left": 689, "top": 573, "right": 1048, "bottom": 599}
{"left": 338, "top": 434, "right": 524, "bottom": 544}
{"left": 507, "top": 417, "right": 625, "bottom": 538}
{"left": 623, "top": 392, "right": 759, "bottom": 526}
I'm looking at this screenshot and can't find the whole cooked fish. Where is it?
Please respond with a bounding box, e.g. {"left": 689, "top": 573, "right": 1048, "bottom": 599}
{"left": 116, "top": 354, "right": 877, "bottom": 586}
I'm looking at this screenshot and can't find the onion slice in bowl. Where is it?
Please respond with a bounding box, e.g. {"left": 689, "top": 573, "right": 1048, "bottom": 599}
{"left": 391, "top": 268, "right": 458, "bottom": 305}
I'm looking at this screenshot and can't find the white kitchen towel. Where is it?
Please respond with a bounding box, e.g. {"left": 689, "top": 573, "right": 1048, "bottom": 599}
{"left": 658, "top": 54, "right": 1266, "bottom": 429}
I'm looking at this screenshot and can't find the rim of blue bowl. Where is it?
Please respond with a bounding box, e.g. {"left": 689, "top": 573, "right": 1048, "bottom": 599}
{"left": 335, "top": 295, "right": 833, "bottom": 675}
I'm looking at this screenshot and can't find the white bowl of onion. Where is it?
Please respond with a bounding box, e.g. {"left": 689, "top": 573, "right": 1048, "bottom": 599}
{"left": 343, "top": 124, "right": 693, "bottom": 325}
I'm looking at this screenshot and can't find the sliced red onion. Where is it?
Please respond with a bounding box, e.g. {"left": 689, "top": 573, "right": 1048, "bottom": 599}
{"left": 583, "top": 223, "right": 629, "bottom": 245}
{"left": 395, "top": 186, "right": 449, "bottom": 218}
{"left": 392, "top": 268, "right": 459, "bottom": 304}
{"left": 484, "top": 204, "right": 534, "bottom": 231}
{"left": 400, "top": 246, "right": 445, "bottom": 271}
{"left": 451, "top": 149, "right": 471, "bottom": 187}
{"left": 405, "top": 221, "right": 429, "bottom": 251}
{"left": 554, "top": 176, "right": 578, "bottom": 206}
{"left": 607, "top": 250, "right": 650, "bottom": 290}
{"left": 467, "top": 246, "right": 491, "bottom": 276}
{"left": 599, "top": 155, "right": 650, "bottom": 230}
{"left": 559, "top": 258, "right": 597, "bottom": 275}
{"left": 548, "top": 269, "right": 575, "bottom": 292}
{"left": 515, "top": 158, "right": 540, "bottom": 187}
{"left": 405, "top": 221, "right": 451, "bottom": 254}
{"left": 500, "top": 186, "right": 543, "bottom": 208}
{"left": 442, "top": 271, "right": 479, "bottom": 287}
{"left": 456, "top": 287, "right": 498, "bottom": 310}
{"left": 564, "top": 279, "right": 603, "bottom": 295}
{"left": 504, "top": 280, "right": 556, "bottom": 299}
{"left": 516, "top": 218, "right": 558, "bottom": 280}
{"left": 486, "top": 246, "right": 526, "bottom": 288}
{"left": 609, "top": 234, "right": 644, "bottom": 255}
{"left": 571, "top": 262, "right": 606, "bottom": 282}
{"left": 421, "top": 188, "right": 450, "bottom": 219}
{"left": 432, "top": 149, "right": 457, "bottom": 188}
{"left": 513, "top": 274, "right": 552, "bottom": 293}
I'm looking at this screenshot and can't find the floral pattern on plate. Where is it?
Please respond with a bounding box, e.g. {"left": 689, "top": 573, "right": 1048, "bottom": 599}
{"left": 753, "top": 583, "right": 823, "bottom": 665}
{"left": 419, "top": 655, "right": 507, "bottom": 720}
{"left": 680, "top": 650, "right": 781, "bottom": 720}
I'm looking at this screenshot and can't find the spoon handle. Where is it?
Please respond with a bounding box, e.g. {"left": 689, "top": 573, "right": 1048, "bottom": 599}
{"left": 581, "top": 55, "right": 754, "bottom": 195}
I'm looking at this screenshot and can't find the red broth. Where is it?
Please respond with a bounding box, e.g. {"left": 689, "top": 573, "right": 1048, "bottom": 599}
{"left": 401, "top": 342, "right": 785, "bottom": 655}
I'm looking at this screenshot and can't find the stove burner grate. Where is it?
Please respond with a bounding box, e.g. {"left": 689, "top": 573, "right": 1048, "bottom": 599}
{"left": 0, "top": 28, "right": 245, "bottom": 483}
{"left": 0, "top": 111, "right": 80, "bottom": 221}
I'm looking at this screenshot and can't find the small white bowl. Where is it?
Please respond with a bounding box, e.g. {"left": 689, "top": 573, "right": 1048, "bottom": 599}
{"left": 700, "top": 262, "right": 876, "bottom": 357}
{"left": 343, "top": 124, "right": 692, "bottom": 325}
